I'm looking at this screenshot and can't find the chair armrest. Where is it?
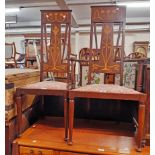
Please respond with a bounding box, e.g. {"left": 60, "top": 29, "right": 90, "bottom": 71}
{"left": 16, "top": 54, "right": 26, "bottom": 61}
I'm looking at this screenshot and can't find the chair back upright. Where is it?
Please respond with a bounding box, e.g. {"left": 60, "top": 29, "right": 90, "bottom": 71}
{"left": 5, "top": 42, "right": 16, "bottom": 60}
{"left": 88, "top": 6, "right": 126, "bottom": 85}
{"left": 40, "top": 10, "right": 72, "bottom": 85}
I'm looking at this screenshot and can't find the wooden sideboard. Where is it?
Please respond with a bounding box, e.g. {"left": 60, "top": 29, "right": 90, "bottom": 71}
{"left": 5, "top": 69, "right": 40, "bottom": 155}
{"left": 12, "top": 117, "right": 150, "bottom": 155}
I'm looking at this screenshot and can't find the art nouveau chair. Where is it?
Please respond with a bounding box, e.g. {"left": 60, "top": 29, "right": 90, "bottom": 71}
{"left": 16, "top": 10, "right": 76, "bottom": 141}
{"left": 5, "top": 42, "right": 25, "bottom": 68}
{"left": 68, "top": 6, "right": 146, "bottom": 151}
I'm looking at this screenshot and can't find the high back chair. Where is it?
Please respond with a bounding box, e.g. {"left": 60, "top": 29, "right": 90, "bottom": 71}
{"left": 25, "top": 40, "right": 38, "bottom": 68}
{"left": 88, "top": 6, "right": 125, "bottom": 85}
{"left": 16, "top": 10, "right": 75, "bottom": 141}
{"left": 68, "top": 6, "right": 146, "bottom": 152}
{"left": 5, "top": 42, "right": 25, "bottom": 68}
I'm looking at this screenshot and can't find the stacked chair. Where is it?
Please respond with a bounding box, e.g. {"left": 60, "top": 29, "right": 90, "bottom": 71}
{"left": 68, "top": 6, "right": 146, "bottom": 151}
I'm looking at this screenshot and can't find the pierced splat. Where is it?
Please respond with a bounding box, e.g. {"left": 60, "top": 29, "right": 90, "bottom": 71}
{"left": 89, "top": 6, "right": 126, "bottom": 84}
{"left": 91, "top": 23, "right": 120, "bottom": 73}
{"left": 40, "top": 10, "right": 72, "bottom": 81}
{"left": 43, "top": 24, "right": 67, "bottom": 72}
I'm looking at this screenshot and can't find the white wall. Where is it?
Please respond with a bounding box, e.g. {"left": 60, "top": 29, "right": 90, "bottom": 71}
{"left": 77, "top": 32, "right": 150, "bottom": 56}
{"left": 124, "top": 32, "right": 150, "bottom": 56}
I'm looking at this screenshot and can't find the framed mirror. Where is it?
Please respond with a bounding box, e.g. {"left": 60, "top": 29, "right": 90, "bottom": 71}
{"left": 133, "top": 41, "right": 149, "bottom": 57}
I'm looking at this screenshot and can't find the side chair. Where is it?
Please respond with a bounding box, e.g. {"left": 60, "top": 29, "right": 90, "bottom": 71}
{"left": 15, "top": 10, "right": 76, "bottom": 141}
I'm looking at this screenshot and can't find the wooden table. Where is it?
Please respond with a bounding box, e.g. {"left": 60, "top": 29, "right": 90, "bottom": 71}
{"left": 12, "top": 117, "right": 150, "bottom": 155}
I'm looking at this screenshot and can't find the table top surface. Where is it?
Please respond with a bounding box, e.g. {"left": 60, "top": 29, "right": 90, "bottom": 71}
{"left": 5, "top": 68, "right": 40, "bottom": 76}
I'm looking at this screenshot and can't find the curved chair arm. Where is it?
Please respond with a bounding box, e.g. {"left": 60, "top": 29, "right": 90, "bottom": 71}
{"left": 125, "top": 52, "right": 147, "bottom": 59}
{"left": 16, "top": 54, "right": 26, "bottom": 62}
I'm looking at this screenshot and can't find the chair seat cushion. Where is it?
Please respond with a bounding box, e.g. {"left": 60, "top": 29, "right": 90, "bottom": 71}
{"left": 23, "top": 81, "right": 67, "bottom": 90}
{"left": 73, "top": 84, "right": 141, "bottom": 94}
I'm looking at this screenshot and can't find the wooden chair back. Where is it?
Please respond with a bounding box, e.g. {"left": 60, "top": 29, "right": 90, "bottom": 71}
{"left": 88, "top": 6, "right": 126, "bottom": 85}
{"left": 5, "top": 42, "right": 16, "bottom": 60}
{"left": 40, "top": 10, "right": 72, "bottom": 83}
{"left": 5, "top": 42, "right": 25, "bottom": 68}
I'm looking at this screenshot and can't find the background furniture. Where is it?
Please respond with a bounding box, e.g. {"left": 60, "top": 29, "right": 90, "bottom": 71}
{"left": 136, "top": 63, "right": 150, "bottom": 145}
{"left": 12, "top": 116, "right": 150, "bottom": 155}
{"left": 133, "top": 41, "right": 149, "bottom": 57}
{"left": 25, "top": 40, "right": 39, "bottom": 68}
{"left": 5, "top": 69, "right": 40, "bottom": 155}
{"left": 5, "top": 42, "right": 25, "bottom": 68}
{"left": 144, "top": 64, "right": 150, "bottom": 145}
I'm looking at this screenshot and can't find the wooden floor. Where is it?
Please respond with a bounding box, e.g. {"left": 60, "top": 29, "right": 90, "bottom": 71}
{"left": 15, "top": 117, "right": 150, "bottom": 155}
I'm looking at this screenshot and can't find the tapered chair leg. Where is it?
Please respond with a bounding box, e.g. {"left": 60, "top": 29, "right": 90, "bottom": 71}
{"left": 137, "top": 102, "right": 145, "bottom": 152}
{"left": 64, "top": 98, "right": 69, "bottom": 141}
{"left": 68, "top": 99, "right": 75, "bottom": 145}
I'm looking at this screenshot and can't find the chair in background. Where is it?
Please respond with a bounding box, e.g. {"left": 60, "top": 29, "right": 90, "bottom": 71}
{"left": 68, "top": 6, "right": 146, "bottom": 151}
{"left": 5, "top": 42, "right": 25, "bottom": 68}
{"left": 78, "top": 47, "right": 122, "bottom": 86}
{"left": 25, "top": 40, "right": 38, "bottom": 68}
{"left": 16, "top": 10, "right": 76, "bottom": 141}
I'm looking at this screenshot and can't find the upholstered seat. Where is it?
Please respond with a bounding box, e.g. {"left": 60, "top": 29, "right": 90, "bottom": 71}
{"left": 22, "top": 81, "right": 67, "bottom": 90}
{"left": 72, "top": 84, "right": 141, "bottom": 95}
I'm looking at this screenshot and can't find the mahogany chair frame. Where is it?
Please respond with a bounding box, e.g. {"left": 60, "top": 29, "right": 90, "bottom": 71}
{"left": 16, "top": 10, "right": 75, "bottom": 141}
{"left": 68, "top": 6, "right": 146, "bottom": 151}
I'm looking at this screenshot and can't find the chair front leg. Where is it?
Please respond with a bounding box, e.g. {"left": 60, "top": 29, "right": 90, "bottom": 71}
{"left": 137, "top": 101, "right": 145, "bottom": 152}
{"left": 64, "top": 97, "right": 69, "bottom": 141}
{"left": 68, "top": 98, "right": 75, "bottom": 145}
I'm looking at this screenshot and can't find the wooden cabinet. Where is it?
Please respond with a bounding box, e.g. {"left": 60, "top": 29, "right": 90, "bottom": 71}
{"left": 60, "top": 152, "right": 89, "bottom": 155}
{"left": 20, "top": 146, "right": 54, "bottom": 155}
{"left": 136, "top": 63, "right": 150, "bottom": 145}
{"left": 5, "top": 69, "right": 40, "bottom": 155}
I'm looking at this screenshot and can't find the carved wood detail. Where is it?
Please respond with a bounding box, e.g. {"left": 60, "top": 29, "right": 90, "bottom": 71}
{"left": 91, "top": 6, "right": 126, "bottom": 22}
